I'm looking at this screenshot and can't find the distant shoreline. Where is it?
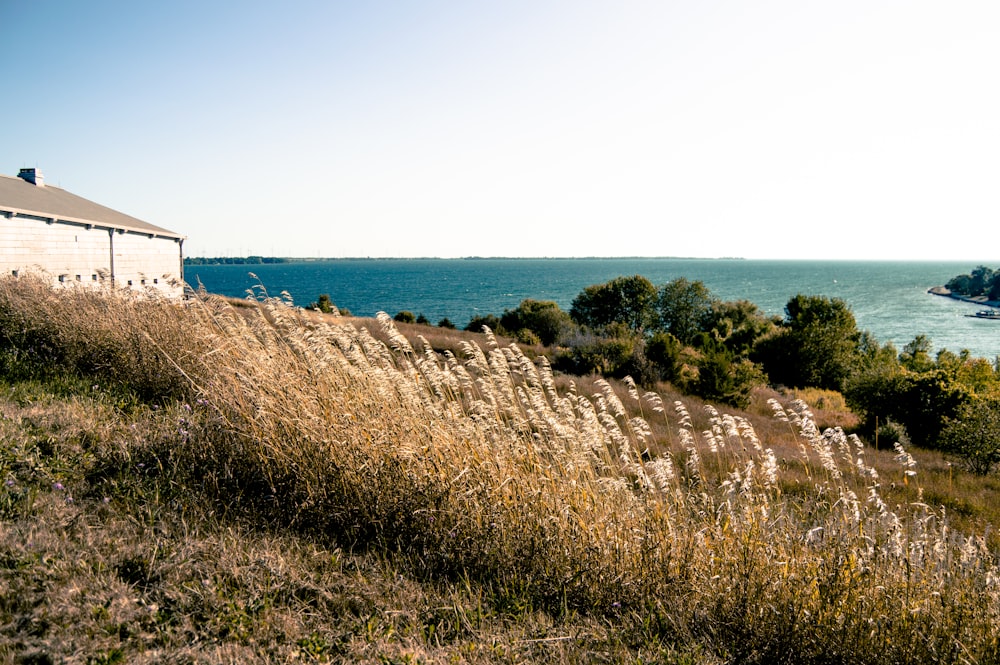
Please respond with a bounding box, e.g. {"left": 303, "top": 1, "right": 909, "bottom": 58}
{"left": 928, "top": 285, "right": 1000, "bottom": 309}
{"left": 184, "top": 256, "right": 747, "bottom": 265}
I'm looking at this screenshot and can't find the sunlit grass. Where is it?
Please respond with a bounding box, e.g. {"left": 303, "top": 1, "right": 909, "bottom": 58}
{"left": 1, "top": 275, "right": 998, "bottom": 663}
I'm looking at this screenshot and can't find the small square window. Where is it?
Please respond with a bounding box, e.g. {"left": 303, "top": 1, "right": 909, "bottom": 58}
{"left": 92, "top": 274, "right": 98, "bottom": 281}
{"left": 127, "top": 280, "right": 133, "bottom": 286}
{"left": 76, "top": 275, "right": 82, "bottom": 281}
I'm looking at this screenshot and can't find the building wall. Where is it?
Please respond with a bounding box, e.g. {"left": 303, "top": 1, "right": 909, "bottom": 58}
{"left": 113, "top": 231, "right": 184, "bottom": 294}
{"left": 0, "top": 214, "right": 183, "bottom": 297}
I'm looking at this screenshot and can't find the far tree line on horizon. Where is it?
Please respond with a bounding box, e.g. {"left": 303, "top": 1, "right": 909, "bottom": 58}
{"left": 327, "top": 268, "right": 1000, "bottom": 475}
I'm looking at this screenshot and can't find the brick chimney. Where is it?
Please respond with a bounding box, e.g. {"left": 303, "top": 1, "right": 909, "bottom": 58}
{"left": 17, "top": 168, "right": 44, "bottom": 186}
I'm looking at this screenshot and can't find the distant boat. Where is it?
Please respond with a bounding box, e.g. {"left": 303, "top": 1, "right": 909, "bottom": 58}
{"left": 966, "top": 308, "right": 1000, "bottom": 320}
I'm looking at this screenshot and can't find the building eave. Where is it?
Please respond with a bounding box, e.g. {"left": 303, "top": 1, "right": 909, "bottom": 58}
{"left": 0, "top": 205, "right": 186, "bottom": 241}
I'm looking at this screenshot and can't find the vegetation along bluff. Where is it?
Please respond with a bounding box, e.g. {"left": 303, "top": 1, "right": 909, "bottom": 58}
{"left": 1, "top": 268, "right": 999, "bottom": 664}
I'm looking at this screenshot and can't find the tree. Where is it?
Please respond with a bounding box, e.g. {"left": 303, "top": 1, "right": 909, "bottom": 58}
{"left": 570, "top": 275, "right": 658, "bottom": 334}
{"left": 754, "top": 294, "right": 861, "bottom": 391}
{"left": 900, "top": 335, "right": 935, "bottom": 372}
{"left": 946, "top": 265, "right": 998, "bottom": 297}
{"left": 645, "top": 331, "right": 683, "bottom": 384}
{"left": 394, "top": 311, "right": 416, "bottom": 324}
{"left": 704, "top": 299, "right": 776, "bottom": 358}
{"left": 656, "top": 278, "right": 718, "bottom": 345}
{"left": 499, "top": 299, "right": 573, "bottom": 346}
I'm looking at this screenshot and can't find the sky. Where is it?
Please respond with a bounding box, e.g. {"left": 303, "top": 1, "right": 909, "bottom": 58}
{"left": 2, "top": 1, "right": 999, "bottom": 260}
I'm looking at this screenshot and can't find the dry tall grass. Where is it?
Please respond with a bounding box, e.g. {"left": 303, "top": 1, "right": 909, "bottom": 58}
{"left": 1, "top": 276, "right": 998, "bottom": 663}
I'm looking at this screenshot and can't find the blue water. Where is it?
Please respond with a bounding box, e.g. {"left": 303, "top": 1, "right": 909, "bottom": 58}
{"left": 185, "top": 259, "right": 1000, "bottom": 360}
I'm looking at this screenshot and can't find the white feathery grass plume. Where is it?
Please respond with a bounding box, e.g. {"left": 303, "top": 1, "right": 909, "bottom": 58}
{"left": 377, "top": 312, "right": 414, "bottom": 355}
{"left": 643, "top": 391, "right": 664, "bottom": 414}
{"left": 720, "top": 413, "right": 741, "bottom": 446}
{"left": 702, "top": 429, "right": 719, "bottom": 454}
{"left": 761, "top": 448, "right": 778, "bottom": 489}
{"left": 674, "top": 400, "right": 693, "bottom": 430}
{"left": 647, "top": 455, "right": 675, "bottom": 491}
{"left": 685, "top": 447, "right": 702, "bottom": 480}
{"left": 629, "top": 417, "right": 654, "bottom": 448}
{"left": 736, "top": 416, "right": 763, "bottom": 452}
{"left": 741, "top": 459, "right": 756, "bottom": 497}
{"left": 839, "top": 488, "right": 862, "bottom": 525}
{"left": 623, "top": 376, "right": 640, "bottom": 403}
{"left": 537, "top": 355, "right": 560, "bottom": 404}
{"left": 721, "top": 466, "right": 742, "bottom": 498}
{"left": 894, "top": 440, "right": 918, "bottom": 481}
{"left": 867, "top": 485, "right": 889, "bottom": 515}
{"left": 815, "top": 429, "right": 842, "bottom": 480}
{"left": 481, "top": 325, "right": 499, "bottom": 349}
{"left": 595, "top": 378, "right": 626, "bottom": 419}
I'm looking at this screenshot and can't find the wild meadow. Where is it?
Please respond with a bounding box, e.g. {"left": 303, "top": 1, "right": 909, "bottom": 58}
{"left": 0, "top": 275, "right": 998, "bottom": 664}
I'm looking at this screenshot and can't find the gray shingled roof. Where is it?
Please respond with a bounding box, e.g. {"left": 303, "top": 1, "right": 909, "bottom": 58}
{"left": 0, "top": 174, "right": 183, "bottom": 239}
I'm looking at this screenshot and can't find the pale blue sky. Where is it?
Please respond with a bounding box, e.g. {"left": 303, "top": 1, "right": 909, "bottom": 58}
{"left": 3, "top": 1, "right": 998, "bottom": 260}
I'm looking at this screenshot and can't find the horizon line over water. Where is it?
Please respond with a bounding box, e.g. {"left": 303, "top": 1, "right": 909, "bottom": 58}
{"left": 186, "top": 253, "right": 1000, "bottom": 260}
{"left": 185, "top": 258, "right": 1000, "bottom": 361}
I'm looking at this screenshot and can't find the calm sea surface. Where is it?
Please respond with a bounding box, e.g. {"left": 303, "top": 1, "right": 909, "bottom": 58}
{"left": 185, "top": 259, "right": 1000, "bottom": 360}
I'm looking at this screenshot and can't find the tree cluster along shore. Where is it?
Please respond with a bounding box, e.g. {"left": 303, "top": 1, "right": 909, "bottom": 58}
{"left": 928, "top": 285, "right": 1000, "bottom": 308}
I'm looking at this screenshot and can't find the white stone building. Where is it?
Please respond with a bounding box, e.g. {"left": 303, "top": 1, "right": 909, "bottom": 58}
{"left": 0, "top": 168, "right": 185, "bottom": 297}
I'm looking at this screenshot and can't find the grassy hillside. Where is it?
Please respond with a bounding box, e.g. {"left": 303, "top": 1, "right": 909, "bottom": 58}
{"left": 1, "top": 276, "right": 998, "bottom": 664}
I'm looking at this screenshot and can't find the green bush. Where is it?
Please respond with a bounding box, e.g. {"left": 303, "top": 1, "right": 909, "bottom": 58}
{"left": 645, "top": 332, "right": 682, "bottom": 384}
{"left": 465, "top": 314, "right": 502, "bottom": 334}
{"left": 309, "top": 294, "right": 335, "bottom": 313}
{"left": 555, "top": 329, "right": 636, "bottom": 377}
{"left": 570, "top": 275, "right": 657, "bottom": 334}
{"left": 499, "top": 299, "right": 572, "bottom": 346}
{"left": 845, "top": 368, "right": 972, "bottom": 449}
{"left": 940, "top": 399, "right": 1000, "bottom": 474}
{"left": 690, "top": 346, "right": 765, "bottom": 409}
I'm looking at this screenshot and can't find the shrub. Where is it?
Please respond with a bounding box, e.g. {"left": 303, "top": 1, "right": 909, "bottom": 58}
{"left": 499, "top": 299, "right": 572, "bottom": 346}
{"left": 555, "top": 329, "right": 636, "bottom": 377}
{"left": 394, "top": 311, "right": 416, "bottom": 324}
{"left": 940, "top": 400, "right": 1000, "bottom": 474}
{"left": 464, "top": 313, "right": 501, "bottom": 334}
{"left": 690, "top": 347, "right": 765, "bottom": 409}
{"left": 309, "top": 294, "right": 335, "bottom": 313}
{"left": 645, "top": 331, "right": 682, "bottom": 384}
{"left": 845, "top": 368, "right": 972, "bottom": 449}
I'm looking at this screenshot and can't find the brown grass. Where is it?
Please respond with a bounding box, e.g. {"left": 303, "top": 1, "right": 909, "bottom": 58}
{"left": 1, "top": 276, "right": 999, "bottom": 663}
